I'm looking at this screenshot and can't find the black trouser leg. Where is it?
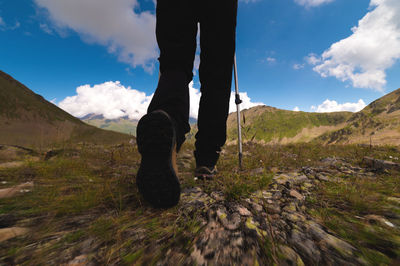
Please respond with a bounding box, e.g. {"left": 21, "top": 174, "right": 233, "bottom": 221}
{"left": 147, "top": 0, "right": 198, "bottom": 151}
{"left": 194, "top": 0, "right": 238, "bottom": 167}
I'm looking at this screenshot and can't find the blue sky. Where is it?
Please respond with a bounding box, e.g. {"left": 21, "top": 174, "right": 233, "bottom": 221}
{"left": 1, "top": 0, "right": 400, "bottom": 119}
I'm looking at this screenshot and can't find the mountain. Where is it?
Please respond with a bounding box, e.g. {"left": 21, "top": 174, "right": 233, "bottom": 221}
{"left": 0, "top": 71, "right": 130, "bottom": 147}
{"left": 317, "top": 88, "right": 400, "bottom": 145}
{"left": 227, "top": 88, "right": 400, "bottom": 146}
{"left": 82, "top": 115, "right": 138, "bottom": 136}
{"left": 82, "top": 114, "right": 198, "bottom": 136}
{"left": 227, "top": 106, "right": 352, "bottom": 144}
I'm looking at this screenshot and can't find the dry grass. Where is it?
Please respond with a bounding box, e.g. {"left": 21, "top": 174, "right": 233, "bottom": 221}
{"left": 0, "top": 142, "right": 399, "bottom": 264}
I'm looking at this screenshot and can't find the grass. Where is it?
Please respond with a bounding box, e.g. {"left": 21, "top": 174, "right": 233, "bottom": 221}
{"left": 1, "top": 141, "right": 400, "bottom": 264}
{"left": 306, "top": 168, "right": 400, "bottom": 264}
{"left": 227, "top": 108, "right": 351, "bottom": 142}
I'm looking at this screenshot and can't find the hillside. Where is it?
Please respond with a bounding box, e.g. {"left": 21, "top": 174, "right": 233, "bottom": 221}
{"left": 1, "top": 141, "right": 400, "bottom": 265}
{"left": 0, "top": 71, "right": 131, "bottom": 147}
{"left": 227, "top": 88, "right": 400, "bottom": 146}
{"left": 317, "top": 88, "right": 400, "bottom": 145}
{"left": 227, "top": 105, "right": 352, "bottom": 144}
{"left": 82, "top": 114, "right": 138, "bottom": 136}
{"left": 82, "top": 115, "right": 198, "bottom": 136}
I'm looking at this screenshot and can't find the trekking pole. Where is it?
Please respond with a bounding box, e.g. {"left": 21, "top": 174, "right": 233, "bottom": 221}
{"left": 233, "top": 54, "right": 243, "bottom": 170}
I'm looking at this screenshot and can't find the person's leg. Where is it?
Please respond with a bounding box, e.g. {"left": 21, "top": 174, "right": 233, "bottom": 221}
{"left": 136, "top": 0, "right": 198, "bottom": 208}
{"left": 147, "top": 0, "right": 198, "bottom": 151}
{"left": 195, "top": 0, "right": 238, "bottom": 167}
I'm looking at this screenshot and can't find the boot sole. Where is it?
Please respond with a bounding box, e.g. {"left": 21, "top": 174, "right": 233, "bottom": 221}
{"left": 136, "top": 110, "right": 180, "bottom": 208}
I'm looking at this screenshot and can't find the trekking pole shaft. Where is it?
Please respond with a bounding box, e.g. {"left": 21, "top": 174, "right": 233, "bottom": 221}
{"left": 233, "top": 54, "right": 243, "bottom": 170}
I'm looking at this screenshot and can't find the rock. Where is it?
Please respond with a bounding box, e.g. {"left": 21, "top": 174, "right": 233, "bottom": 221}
{"left": 266, "top": 204, "right": 281, "bottom": 214}
{"left": 274, "top": 174, "right": 292, "bottom": 185}
{"left": 283, "top": 203, "right": 297, "bottom": 213}
{"left": 302, "top": 182, "right": 313, "bottom": 190}
{"left": 216, "top": 207, "right": 241, "bottom": 231}
{"left": 80, "top": 237, "right": 97, "bottom": 254}
{"left": 262, "top": 191, "right": 273, "bottom": 199}
{"left": 290, "top": 229, "right": 321, "bottom": 264}
{"left": 0, "top": 227, "right": 29, "bottom": 242}
{"left": 307, "top": 221, "right": 355, "bottom": 258}
{"left": 272, "top": 191, "right": 282, "bottom": 200}
{"left": 316, "top": 174, "right": 330, "bottom": 182}
{"left": 274, "top": 173, "right": 308, "bottom": 186}
{"left": 63, "top": 254, "right": 89, "bottom": 266}
{"left": 323, "top": 234, "right": 355, "bottom": 258}
{"left": 307, "top": 222, "right": 328, "bottom": 241}
{"left": 387, "top": 197, "right": 400, "bottom": 205}
{"left": 364, "top": 215, "right": 395, "bottom": 228}
{"left": 245, "top": 217, "right": 266, "bottom": 237}
{"left": 279, "top": 245, "right": 305, "bottom": 266}
{"left": 210, "top": 191, "right": 224, "bottom": 202}
{"left": 0, "top": 182, "right": 34, "bottom": 199}
{"left": 180, "top": 187, "right": 214, "bottom": 214}
{"left": 284, "top": 213, "right": 305, "bottom": 223}
{"left": 252, "top": 190, "right": 272, "bottom": 200}
{"left": 0, "top": 161, "right": 24, "bottom": 169}
{"left": 321, "top": 157, "right": 339, "bottom": 165}
{"left": 235, "top": 206, "right": 251, "bottom": 216}
{"left": 250, "top": 202, "right": 263, "bottom": 212}
{"left": 292, "top": 174, "right": 309, "bottom": 185}
{"left": 363, "top": 156, "right": 400, "bottom": 171}
{"left": 289, "top": 190, "right": 305, "bottom": 201}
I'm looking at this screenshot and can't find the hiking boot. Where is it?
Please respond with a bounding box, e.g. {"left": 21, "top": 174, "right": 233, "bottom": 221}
{"left": 194, "top": 166, "right": 217, "bottom": 179}
{"left": 136, "top": 110, "right": 180, "bottom": 208}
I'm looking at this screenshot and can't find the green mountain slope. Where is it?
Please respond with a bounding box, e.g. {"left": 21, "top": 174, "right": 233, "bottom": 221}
{"left": 0, "top": 71, "right": 131, "bottom": 147}
{"left": 227, "top": 106, "right": 351, "bottom": 143}
{"left": 227, "top": 88, "right": 400, "bottom": 145}
{"left": 82, "top": 115, "right": 138, "bottom": 136}
{"left": 317, "top": 88, "right": 400, "bottom": 145}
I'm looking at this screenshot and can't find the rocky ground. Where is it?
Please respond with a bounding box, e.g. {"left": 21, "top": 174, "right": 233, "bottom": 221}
{"left": 0, "top": 143, "right": 399, "bottom": 265}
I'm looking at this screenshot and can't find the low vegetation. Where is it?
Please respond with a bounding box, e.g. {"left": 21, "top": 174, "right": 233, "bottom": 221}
{"left": 1, "top": 141, "right": 399, "bottom": 264}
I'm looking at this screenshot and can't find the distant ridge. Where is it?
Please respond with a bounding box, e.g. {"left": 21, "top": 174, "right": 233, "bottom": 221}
{"left": 0, "top": 71, "right": 130, "bottom": 147}
{"left": 81, "top": 113, "right": 198, "bottom": 136}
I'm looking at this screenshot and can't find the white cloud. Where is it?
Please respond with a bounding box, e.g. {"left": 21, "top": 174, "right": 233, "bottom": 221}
{"left": 58, "top": 81, "right": 153, "bottom": 120}
{"left": 312, "top": 0, "right": 400, "bottom": 91}
{"left": 305, "top": 53, "right": 321, "bottom": 65}
{"left": 58, "top": 81, "right": 263, "bottom": 121}
{"left": 188, "top": 83, "right": 264, "bottom": 118}
{"left": 229, "top": 92, "right": 264, "bottom": 113}
{"left": 34, "top": 0, "right": 157, "bottom": 71}
{"left": 266, "top": 57, "right": 276, "bottom": 63}
{"left": 293, "top": 106, "right": 300, "bottom": 111}
{"left": 294, "top": 0, "right": 335, "bottom": 7}
{"left": 293, "top": 63, "right": 305, "bottom": 70}
{"left": 39, "top": 23, "right": 53, "bottom": 34}
{"left": 311, "top": 99, "right": 366, "bottom": 113}
{"left": 0, "top": 17, "right": 5, "bottom": 26}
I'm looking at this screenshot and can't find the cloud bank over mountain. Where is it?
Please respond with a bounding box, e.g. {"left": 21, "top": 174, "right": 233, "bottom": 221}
{"left": 311, "top": 0, "right": 400, "bottom": 91}
{"left": 34, "top": 0, "right": 157, "bottom": 71}
{"left": 58, "top": 81, "right": 263, "bottom": 120}
{"left": 311, "top": 99, "right": 366, "bottom": 113}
